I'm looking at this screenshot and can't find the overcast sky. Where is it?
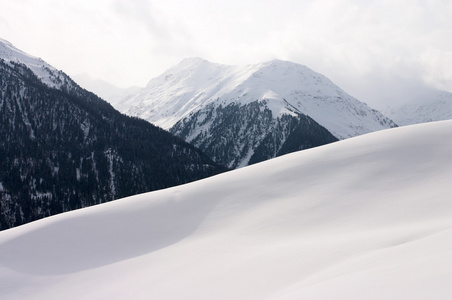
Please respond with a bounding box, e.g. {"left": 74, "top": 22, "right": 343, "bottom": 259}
{"left": 1, "top": 0, "right": 451, "bottom": 109}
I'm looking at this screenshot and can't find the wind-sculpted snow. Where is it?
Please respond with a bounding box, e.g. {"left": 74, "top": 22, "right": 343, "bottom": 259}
{"left": 0, "top": 186, "right": 222, "bottom": 275}
{"left": 1, "top": 120, "right": 451, "bottom": 299}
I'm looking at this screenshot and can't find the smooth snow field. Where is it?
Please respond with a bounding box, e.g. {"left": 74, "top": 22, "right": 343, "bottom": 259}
{"left": 1, "top": 120, "right": 452, "bottom": 299}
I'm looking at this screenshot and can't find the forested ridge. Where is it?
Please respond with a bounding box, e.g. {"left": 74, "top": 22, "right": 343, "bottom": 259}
{"left": 0, "top": 59, "right": 227, "bottom": 230}
{"left": 171, "top": 101, "right": 338, "bottom": 168}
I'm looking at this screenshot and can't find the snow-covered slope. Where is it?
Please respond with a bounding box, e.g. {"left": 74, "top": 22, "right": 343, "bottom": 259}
{"left": 0, "top": 38, "right": 74, "bottom": 91}
{"left": 1, "top": 120, "right": 451, "bottom": 300}
{"left": 124, "top": 58, "right": 395, "bottom": 139}
{"left": 385, "top": 90, "right": 452, "bottom": 125}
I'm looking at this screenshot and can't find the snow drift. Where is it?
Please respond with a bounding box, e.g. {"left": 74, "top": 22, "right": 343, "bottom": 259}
{"left": 1, "top": 120, "right": 451, "bottom": 299}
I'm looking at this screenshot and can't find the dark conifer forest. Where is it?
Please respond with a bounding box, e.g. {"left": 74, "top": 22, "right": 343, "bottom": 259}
{"left": 171, "top": 101, "right": 338, "bottom": 168}
{"left": 0, "top": 59, "right": 227, "bottom": 230}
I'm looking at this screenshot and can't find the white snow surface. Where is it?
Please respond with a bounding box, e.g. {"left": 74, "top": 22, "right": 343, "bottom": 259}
{"left": 0, "top": 38, "right": 72, "bottom": 90}
{"left": 124, "top": 58, "right": 394, "bottom": 139}
{"left": 385, "top": 90, "right": 452, "bottom": 126}
{"left": 1, "top": 120, "right": 452, "bottom": 299}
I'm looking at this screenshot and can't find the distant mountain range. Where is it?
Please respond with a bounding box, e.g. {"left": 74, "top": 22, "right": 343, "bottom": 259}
{"left": 121, "top": 58, "right": 397, "bottom": 168}
{"left": 0, "top": 39, "right": 226, "bottom": 230}
{"left": 383, "top": 89, "right": 452, "bottom": 126}
{"left": 72, "top": 73, "right": 143, "bottom": 110}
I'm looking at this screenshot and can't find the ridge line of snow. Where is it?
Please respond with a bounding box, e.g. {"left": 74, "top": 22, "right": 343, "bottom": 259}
{"left": 123, "top": 57, "right": 396, "bottom": 139}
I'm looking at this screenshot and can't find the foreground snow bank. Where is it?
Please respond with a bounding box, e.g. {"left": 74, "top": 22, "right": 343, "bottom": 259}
{"left": 1, "top": 120, "right": 452, "bottom": 299}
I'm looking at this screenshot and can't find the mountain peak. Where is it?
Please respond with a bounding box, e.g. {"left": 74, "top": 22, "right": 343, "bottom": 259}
{"left": 179, "top": 57, "right": 211, "bottom": 65}
{"left": 251, "top": 59, "right": 318, "bottom": 80}
{"left": 170, "top": 57, "right": 230, "bottom": 74}
{"left": 122, "top": 58, "right": 396, "bottom": 168}
{"left": 125, "top": 58, "right": 395, "bottom": 138}
{"left": 262, "top": 58, "right": 299, "bottom": 67}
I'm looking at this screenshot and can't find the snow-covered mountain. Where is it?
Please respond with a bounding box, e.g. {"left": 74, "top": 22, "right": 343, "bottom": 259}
{"left": 384, "top": 89, "right": 452, "bottom": 125}
{"left": 1, "top": 120, "right": 451, "bottom": 300}
{"left": 0, "top": 38, "right": 75, "bottom": 91}
{"left": 123, "top": 58, "right": 396, "bottom": 168}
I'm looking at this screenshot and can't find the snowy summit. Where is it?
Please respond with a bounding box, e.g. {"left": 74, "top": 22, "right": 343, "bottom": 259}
{"left": 121, "top": 58, "right": 396, "bottom": 168}
{"left": 123, "top": 58, "right": 395, "bottom": 139}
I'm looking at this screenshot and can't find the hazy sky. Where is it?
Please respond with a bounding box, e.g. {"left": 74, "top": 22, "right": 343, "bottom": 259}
{"left": 1, "top": 0, "right": 451, "bottom": 109}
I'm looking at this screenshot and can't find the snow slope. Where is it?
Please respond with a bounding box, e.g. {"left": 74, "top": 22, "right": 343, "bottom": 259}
{"left": 1, "top": 120, "right": 452, "bottom": 299}
{"left": 124, "top": 58, "right": 395, "bottom": 139}
{"left": 385, "top": 90, "right": 452, "bottom": 125}
{"left": 0, "top": 38, "right": 73, "bottom": 90}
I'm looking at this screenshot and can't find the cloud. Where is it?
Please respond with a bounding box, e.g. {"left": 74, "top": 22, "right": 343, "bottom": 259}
{"left": 111, "top": 0, "right": 166, "bottom": 39}
{"left": 110, "top": 0, "right": 195, "bottom": 56}
{"left": 0, "top": 0, "right": 451, "bottom": 106}
{"left": 255, "top": 0, "right": 452, "bottom": 107}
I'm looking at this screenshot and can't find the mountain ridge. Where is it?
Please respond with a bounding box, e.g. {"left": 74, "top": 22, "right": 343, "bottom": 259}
{"left": 124, "top": 58, "right": 396, "bottom": 138}
{"left": 0, "top": 38, "right": 76, "bottom": 91}
{"left": 122, "top": 58, "right": 396, "bottom": 167}
{"left": 384, "top": 89, "right": 452, "bottom": 125}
